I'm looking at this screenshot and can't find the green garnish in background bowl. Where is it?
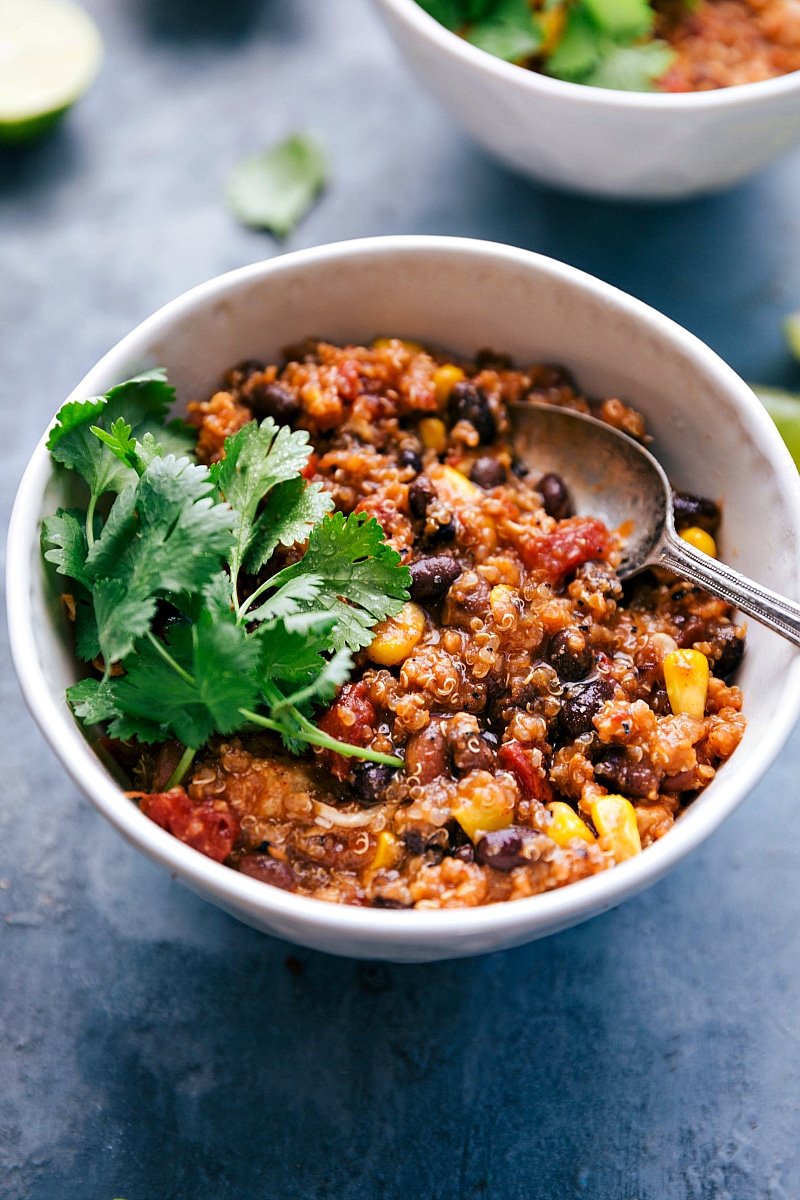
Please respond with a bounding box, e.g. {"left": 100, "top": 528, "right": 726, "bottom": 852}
{"left": 415, "top": 0, "right": 677, "bottom": 91}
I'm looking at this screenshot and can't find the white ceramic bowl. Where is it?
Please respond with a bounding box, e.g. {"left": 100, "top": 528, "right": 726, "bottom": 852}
{"left": 373, "top": 0, "right": 800, "bottom": 200}
{"left": 8, "top": 235, "right": 800, "bottom": 961}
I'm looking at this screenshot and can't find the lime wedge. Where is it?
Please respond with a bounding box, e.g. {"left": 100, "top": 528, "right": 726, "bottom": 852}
{"left": 784, "top": 311, "right": 800, "bottom": 362}
{"left": 0, "top": 0, "right": 103, "bottom": 143}
{"left": 751, "top": 385, "right": 800, "bottom": 469}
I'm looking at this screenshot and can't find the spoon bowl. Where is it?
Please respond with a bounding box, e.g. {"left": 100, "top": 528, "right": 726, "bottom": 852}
{"left": 511, "top": 402, "right": 800, "bottom": 649}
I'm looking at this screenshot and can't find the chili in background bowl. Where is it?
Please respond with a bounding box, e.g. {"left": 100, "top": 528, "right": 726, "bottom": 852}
{"left": 372, "top": 0, "right": 800, "bottom": 200}
{"left": 8, "top": 235, "right": 800, "bottom": 960}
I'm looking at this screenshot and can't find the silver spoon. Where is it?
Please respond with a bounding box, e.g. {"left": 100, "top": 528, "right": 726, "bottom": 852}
{"left": 510, "top": 402, "right": 800, "bottom": 648}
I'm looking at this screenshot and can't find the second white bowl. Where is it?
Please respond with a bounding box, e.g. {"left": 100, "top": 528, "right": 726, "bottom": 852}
{"left": 373, "top": 0, "right": 800, "bottom": 200}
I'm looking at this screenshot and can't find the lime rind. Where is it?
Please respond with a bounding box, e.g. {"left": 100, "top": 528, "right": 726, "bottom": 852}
{"left": 0, "top": 0, "right": 103, "bottom": 142}
{"left": 783, "top": 311, "right": 800, "bottom": 363}
{"left": 751, "top": 385, "right": 800, "bottom": 470}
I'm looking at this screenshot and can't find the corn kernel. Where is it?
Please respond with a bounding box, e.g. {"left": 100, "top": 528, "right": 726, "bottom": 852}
{"left": 429, "top": 462, "right": 480, "bottom": 503}
{"left": 452, "top": 771, "right": 515, "bottom": 842}
{"left": 546, "top": 801, "right": 596, "bottom": 848}
{"left": 433, "top": 364, "right": 465, "bottom": 406}
{"left": 418, "top": 417, "right": 448, "bottom": 454}
{"left": 679, "top": 526, "right": 717, "bottom": 558}
{"left": 590, "top": 795, "right": 642, "bottom": 862}
{"left": 663, "top": 648, "right": 709, "bottom": 719}
{"left": 367, "top": 602, "right": 426, "bottom": 667}
{"left": 371, "top": 831, "right": 401, "bottom": 871}
{"left": 372, "top": 337, "right": 423, "bottom": 354}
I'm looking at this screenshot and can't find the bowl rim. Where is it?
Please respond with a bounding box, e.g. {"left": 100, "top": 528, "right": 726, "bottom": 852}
{"left": 374, "top": 0, "right": 800, "bottom": 110}
{"left": 8, "top": 233, "right": 800, "bottom": 946}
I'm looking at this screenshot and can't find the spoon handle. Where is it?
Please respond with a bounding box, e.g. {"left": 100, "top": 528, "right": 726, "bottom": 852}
{"left": 658, "top": 531, "right": 800, "bottom": 649}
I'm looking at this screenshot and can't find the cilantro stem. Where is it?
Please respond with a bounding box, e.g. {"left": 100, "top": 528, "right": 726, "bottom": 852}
{"left": 165, "top": 745, "right": 196, "bottom": 790}
{"left": 236, "top": 575, "right": 273, "bottom": 623}
{"left": 238, "top": 708, "right": 403, "bottom": 768}
{"left": 86, "top": 492, "right": 98, "bottom": 549}
{"left": 146, "top": 631, "right": 195, "bottom": 686}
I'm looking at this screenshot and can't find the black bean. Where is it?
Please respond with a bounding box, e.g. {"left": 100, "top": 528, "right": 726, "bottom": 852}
{"left": 238, "top": 855, "right": 297, "bottom": 891}
{"left": 350, "top": 762, "right": 395, "bottom": 806}
{"left": 559, "top": 677, "right": 615, "bottom": 740}
{"left": 475, "top": 348, "right": 513, "bottom": 370}
{"left": 448, "top": 381, "right": 497, "bottom": 445}
{"left": 248, "top": 380, "right": 301, "bottom": 424}
{"left": 673, "top": 614, "right": 707, "bottom": 648}
{"left": 711, "top": 624, "right": 745, "bottom": 680}
{"left": 398, "top": 448, "right": 423, "bottom": 474}
{"left": 548, "top": 628, "right": 592, "bottom": 681}
{"left": 427, "top": 517, "right": 456, "bottom": 545}
{"left": 469, "top": 456, "right": 506, "bottom": 489}
{"left": 409, "top": 555, "right": 462, "bottom": 602}
{"left": 511, "top": 458, "right": 530, "bottom": 478}
{"left": 651, "top": 687, "right": 671, "bottom": 715}
{"left": 537, "top": 472, "right": 572, "bottom": 521}
{"left": 405, "top": 721, "right": 449, "bottom": 785}
{"left": 475, "top": 826, "right": 546, "bottom": 872}
{"left": 593, "top": 748, "right": 660, "bottom": 799}
{"left": 452, "top": 844, "right": 475, "bottom": 863}
{"left": 225, "top": 359, "right": 265, "bottom": 388}
{"left": 408, "top": 475, "right": 435, "bottom": 519}
{"left": 672, "top": 490, "right": 721, "bottom": 535}
{"left": 371, "top": 896, "right": 410, "bottom": 909}
{"left": 402, "top": 830, "right": 424, "bottom": 856}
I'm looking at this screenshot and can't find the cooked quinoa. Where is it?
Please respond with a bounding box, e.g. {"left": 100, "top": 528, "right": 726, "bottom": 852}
{"left": 655, "top": 0, "right": 800, "bottom": 90}
{"left": 124, "top": 339, "right": 746, "bottom": 909}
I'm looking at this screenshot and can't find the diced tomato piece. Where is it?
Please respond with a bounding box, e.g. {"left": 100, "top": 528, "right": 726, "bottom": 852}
{"left": 317, "top": 680, "right": 376, "bottom": 780}
{"left": 521, "top": 516, "right": 611, "bottom": 581}
{"left": 301, "top": 452, "right": 318, "bottom": 480}
{"left": 132, "top": 787, "right": 239, "bottom": 863}
{"left": 498, "top": 740, "right": 555, "bottom": 804}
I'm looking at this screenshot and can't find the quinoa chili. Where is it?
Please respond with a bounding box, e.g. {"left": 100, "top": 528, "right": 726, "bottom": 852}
{"left": 103, "top": 338, "right": 746, "bottom": 910}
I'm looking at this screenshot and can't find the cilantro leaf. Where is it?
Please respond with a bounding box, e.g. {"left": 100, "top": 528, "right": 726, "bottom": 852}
{"left": 583, "top": 40, "right": 675, "bottom": 90}
{"left": 42, "top": 509, "right": 90, "bottom": 588}
{"left": 225, "top": 133, "right": 327, "bottom": 238}
{"left": 74, "top": 599, "right": 100, "bottom": 663}
{"left": 583, "top": 0, "right": 653, "bottom": 40}
{"left": 268, "top": 512, "right": 412, "bottom": 652}
{"left": 245, "top": 477, "right": 334, "bottom": 573}
{"left": 467, "top": 0, "right": 542, "bottom": 60}
{"left": 544, "top": 4, "right": 600, "bottom": 80}
{"left": 66, "top": 677, "right": 120, "bottom": 725}
{"left": 110, "top": 613, "right": 261, "bottom": 749}
{"left": 86, "top": 456, "right": 234, "bottom": 664}
{"left": 415, "top": 0, "right": 469, "bottom": 28}
{"left": 257, "top": 616, "right": 338, "bottom": 688}
{"left": 211, "top": 419, "right": 314, "bottom": 599}
{"left": 246, "top": 573, "right": 325, "bottom": 624}
{"left": 47, "top": 370, "right": 176, "bottom": 515}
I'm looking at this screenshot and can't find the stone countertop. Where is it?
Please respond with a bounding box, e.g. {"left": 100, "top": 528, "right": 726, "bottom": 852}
{"left": 1, "top": 1, "right": 799, "bottom": 1196}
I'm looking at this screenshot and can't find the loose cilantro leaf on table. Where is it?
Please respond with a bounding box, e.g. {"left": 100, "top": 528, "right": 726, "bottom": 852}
{"left": 225, "top": 133, "right": 327, "bottom": 237}
{"left": 44, "top": 369, "right": 411, "bottom": 783}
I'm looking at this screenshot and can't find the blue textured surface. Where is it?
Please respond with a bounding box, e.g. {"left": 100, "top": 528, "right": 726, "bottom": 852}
{"left": 2, "top": 1, "right": 800, "bottom": 1196}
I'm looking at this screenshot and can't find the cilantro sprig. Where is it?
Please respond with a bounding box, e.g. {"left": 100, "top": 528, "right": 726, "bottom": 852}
{"left": 416, "top": 0, "right": 677, "bottom": 91}
{"left": 43, "top": 372, "right": 411, "bottom": 786}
